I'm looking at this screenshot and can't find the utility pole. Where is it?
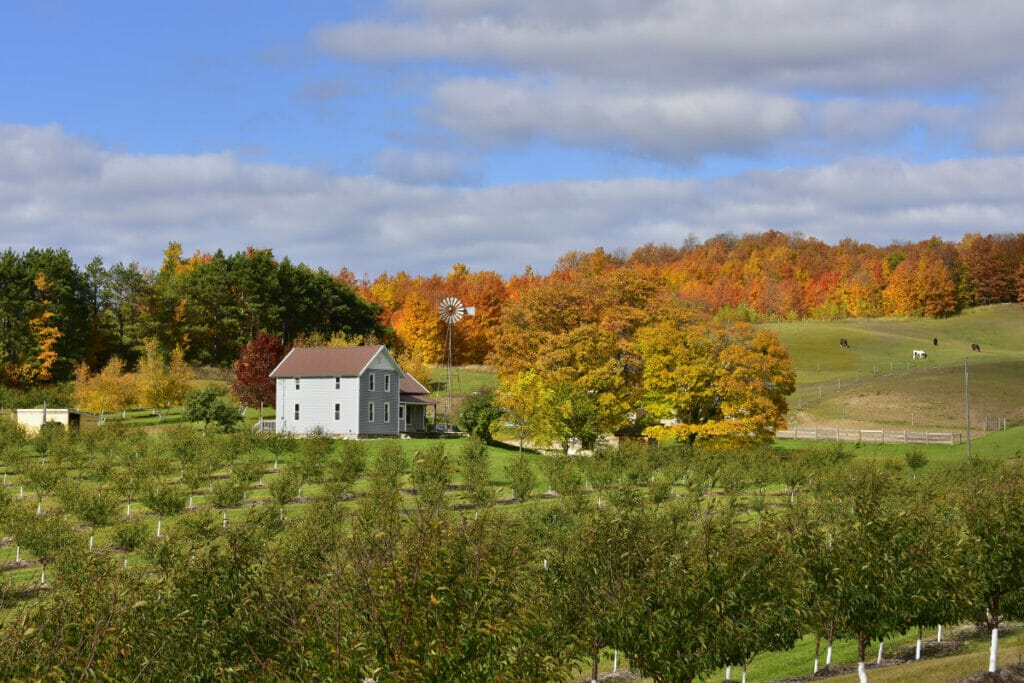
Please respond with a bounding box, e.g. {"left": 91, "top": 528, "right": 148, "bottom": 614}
{"left": 965, "top": 357, "right": 972, "bottom": 464}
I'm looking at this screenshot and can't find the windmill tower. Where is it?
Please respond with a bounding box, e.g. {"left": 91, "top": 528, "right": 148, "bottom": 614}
{"left": 438, "top": 296, "right": 474, "bottom": 430}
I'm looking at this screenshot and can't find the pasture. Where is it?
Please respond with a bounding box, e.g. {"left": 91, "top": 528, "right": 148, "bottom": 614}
{"left": 765, "top": 304, "right": 1024, "bottom": 432}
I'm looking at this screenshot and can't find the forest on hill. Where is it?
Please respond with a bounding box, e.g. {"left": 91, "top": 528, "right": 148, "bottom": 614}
{"left": 2, "top": 231, "right": 1022, "bottom": 390}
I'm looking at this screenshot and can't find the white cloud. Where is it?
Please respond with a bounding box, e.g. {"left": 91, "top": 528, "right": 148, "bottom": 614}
{"left": 3, "top": 124, "right": 1023, "bottom": 278}
{"left": 431, "top": 79, "right": 804, "bottom": 163}
{"left": 372, "top": 147, "right": 481, "bottom": 185}
{"left": 313, "top": 1, "right": 1024, "bottom": 92}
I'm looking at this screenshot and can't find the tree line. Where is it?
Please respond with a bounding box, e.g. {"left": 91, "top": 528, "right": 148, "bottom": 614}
{"left": 0, "top": 424, "right": 1022, "bottom": 682}
{"left": 0, "top": 244, "right": 383, "bottom": 386}
{"left": 3, "top": 231, "right": 1023, "bottom": 394}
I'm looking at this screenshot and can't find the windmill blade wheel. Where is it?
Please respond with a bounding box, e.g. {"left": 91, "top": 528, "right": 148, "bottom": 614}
{"left": 439, "top": 296, "right": 465, "bottom": 324}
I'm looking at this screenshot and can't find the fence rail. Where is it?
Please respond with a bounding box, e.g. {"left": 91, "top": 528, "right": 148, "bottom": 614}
{"left": 776, "top": 427, "right": 963, "bottom": 445}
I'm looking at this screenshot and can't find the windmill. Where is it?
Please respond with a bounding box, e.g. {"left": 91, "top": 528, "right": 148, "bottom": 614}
{"left": 438, "top": 296, "right": 474, "bottom": 430}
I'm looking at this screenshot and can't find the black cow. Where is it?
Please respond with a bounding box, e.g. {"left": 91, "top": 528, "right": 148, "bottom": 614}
{"left": 933, "top": 337, "right": 938, "bottom": 346}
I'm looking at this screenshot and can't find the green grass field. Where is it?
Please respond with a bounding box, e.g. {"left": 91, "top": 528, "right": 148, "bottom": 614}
{"left": 764, "top": 304, "right": 1024, "bottom": 433}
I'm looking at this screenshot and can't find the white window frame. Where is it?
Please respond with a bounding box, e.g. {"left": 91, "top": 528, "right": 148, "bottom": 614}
{"left": 368, "top": 373, "right": 375, "bottom": 391}
{"left": 384, "top": 403, "right": 390, "bottom": 423}
{"left": 368, "top": 402, "right": 375, "bottom": 422}
{"left": 294, "top": 403, "right": 300, "bottom": 420}
{"left": 385, "top": 374, "right": 391, "bottom": 392}
{"left": 334, "top": 403, "right": 340, "bottom": 420}
{"left": 295, "top": 378, "right": 300, "bottom": 390}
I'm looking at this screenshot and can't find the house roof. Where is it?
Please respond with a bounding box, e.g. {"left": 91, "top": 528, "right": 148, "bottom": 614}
{"left": 269, "top": 345, "right": 396, "bottom": 378}
{"left": 399, "top": 374, "right": 431, "bottom": 395}
{"left": 400, "top": 393, "right": 437, "bottom": 406}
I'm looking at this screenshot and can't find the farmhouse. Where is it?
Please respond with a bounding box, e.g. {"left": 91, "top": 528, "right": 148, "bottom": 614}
{"left": 269, "top": 345, "right": 435, "bottom": 437}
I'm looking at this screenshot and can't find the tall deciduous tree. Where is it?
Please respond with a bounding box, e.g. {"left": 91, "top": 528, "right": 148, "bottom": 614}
{"left": 135, "top": 339, "right": 192, "bottom": 418}
{"left": 636, "top": 317, "right": 794, "bottom": 446}
{"left": 231, "top": 332, "right": 287, "bottom": 407}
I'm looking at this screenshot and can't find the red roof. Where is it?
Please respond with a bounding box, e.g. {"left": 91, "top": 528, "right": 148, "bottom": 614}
{"left": 269, "top": 345, "right": 390, "bottom": 378}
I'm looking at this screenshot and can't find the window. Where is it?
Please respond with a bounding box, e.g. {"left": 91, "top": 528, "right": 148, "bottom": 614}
{"left": 368, "top": 374, "right": 375, "bottom": 391}
{"left": 295, "top": 378, "right": 300, "bottom": 390}
{"left": 399, "top": 405, "right": 405, "bottom": 420}
{"left": 335, "top": 377, "right": 340, "bottom": 390}
{"left": 334, "top": 403, "right": 340, "bottom": 420}
{"left": 368, "top": 402, "right": 374, "bottom": 422}
{"left": 384, "top": 403, "right": 390, "bottom": 423}
{"left": 294, "top": 403, "right": 300, "bottom": 420}
{"left": 385, "top": 374, "right": 391, "bottom": 392}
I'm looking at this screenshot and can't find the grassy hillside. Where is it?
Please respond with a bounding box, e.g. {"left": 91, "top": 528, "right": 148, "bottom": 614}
{"left": 764, "top": 304, "right": 1024, "bottom": 431}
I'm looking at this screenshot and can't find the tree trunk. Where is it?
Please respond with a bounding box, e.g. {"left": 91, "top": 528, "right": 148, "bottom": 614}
{"left": 990, "top": 626, "right": 999, "bottom": 673}
{"left": 814, "top": 634, "right": 821, "bottom": 673}
{"left": 591, "top": 640, "right": 600, "bottom": 682}
{"left": 937, "top": 624, "right": 942, "bottom": 642}
{"left": 857, "top": 633, "right": 868, "bottom": 683}
{"left": 827, "top": 624, "right": 835, "bottom": 666}
{"left": 990, "top": 595, "right": 1001, "bottom": 673}
{"left": 877, "top": 639, "right": 884, "bottom": 664}
{"left": 916, "top": 624, "right": 922, "bottom": 660}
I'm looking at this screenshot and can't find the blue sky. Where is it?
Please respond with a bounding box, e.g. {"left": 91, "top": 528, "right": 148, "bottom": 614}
{"left": 3, "top": 1, "right": 1024, "bottom": 277}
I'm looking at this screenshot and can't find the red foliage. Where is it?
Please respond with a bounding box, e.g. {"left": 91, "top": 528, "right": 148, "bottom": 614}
{"left": 231, "top": 333, "right": 288, "bottom": 407}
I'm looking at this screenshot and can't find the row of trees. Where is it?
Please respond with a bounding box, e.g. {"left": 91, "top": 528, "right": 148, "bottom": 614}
{"left": 0, "top": 244, "right": 383, "bottom": 386}
{"left": 0, "top": 426, "right": 1021, "bottom": 681}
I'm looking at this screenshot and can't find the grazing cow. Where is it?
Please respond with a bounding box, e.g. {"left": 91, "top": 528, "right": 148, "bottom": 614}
{"left": 913, "top": 349, "right": 928, "bottom": 359}
{"left": 839, "top": 338, "right": 850, "bottom": 349}
{"left": 933, "top": 337, "right": 938, "bottom": 346}
{"left": 972, "top": 343, "right": 981, "bottom": 352}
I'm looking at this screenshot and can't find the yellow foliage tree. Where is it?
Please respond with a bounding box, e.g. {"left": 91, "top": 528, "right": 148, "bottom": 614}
{"left": 392, "top": 291, "right": 444, "bottom": 365}
{"left": 135, "top": 339, "right": 193, "bottom": 419}
{"left": 636, "top": 319, "right": 795, "bottom": 447}
{"left": 72, "top": 357, "right": 138, "bottom": 419}
{"left": 23, "top": 274, "right": 62, "bottom": 383}
{"left": 496, "top": 370, "right": 552, "bottom": 453}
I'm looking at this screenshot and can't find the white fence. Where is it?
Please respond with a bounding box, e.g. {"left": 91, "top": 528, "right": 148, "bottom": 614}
{"left": 776, "top": 427, "right": 963, "bottom": 446}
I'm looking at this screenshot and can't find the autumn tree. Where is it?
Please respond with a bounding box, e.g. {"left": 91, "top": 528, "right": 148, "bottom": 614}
{"left": 496, "top": 370, "right": 550, "bottom": 453}
{"left": 636, "top": 316, "right": 795, "bottom": 446}
{"left": 23, "top": 273, "right": 63, "bottom": 383}
{"left": 231, "top": 332, "right": 287, "bottom": 407}
{"left": 135, "top": 339, "right": 192, "bottom": 418}
{"left": 72, "top": 356, "right": 136, "bottom": 418}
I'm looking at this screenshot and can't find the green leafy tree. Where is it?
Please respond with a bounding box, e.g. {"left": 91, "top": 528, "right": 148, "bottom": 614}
{"left": 459, "top": 438, "right": 493, "bottom": 508}
{"left": 504, "top": 453, "right": 537, "bottom": 502}
{"left": 960, "top": 462, "right": 1024, "bottom": 673}
{"left": 323, "top": 440, "right": 366, "bottom": 503}
{"left": 457, "top": 390, "right": 503, "bottom": 443}
{"left": 183, "top": 386, "right": 241, "bottom": 431}
{"left": 411, "top": 442, "right": 451, "bottom": 513}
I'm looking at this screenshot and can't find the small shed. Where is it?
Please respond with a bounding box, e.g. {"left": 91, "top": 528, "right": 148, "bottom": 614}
{"left": 15, "top": 408, "right": 99, "bottom": 435}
